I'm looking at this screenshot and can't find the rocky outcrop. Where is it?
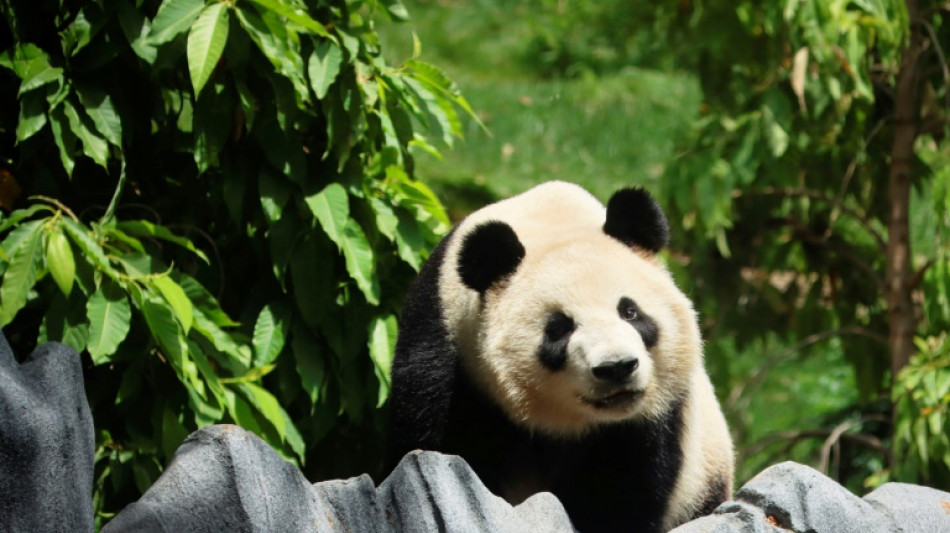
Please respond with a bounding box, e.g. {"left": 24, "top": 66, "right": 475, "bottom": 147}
{"left": 101, "top": 424, "right": 574, "bottom": 533}
{"left": 2, "top": 334, "right": 949, "bottom": 533}
{"left": 0, "top": 334, "right": 95, "bottom": 532}
{"left": 672, "top": 461, "right": 950, "bottom": 533}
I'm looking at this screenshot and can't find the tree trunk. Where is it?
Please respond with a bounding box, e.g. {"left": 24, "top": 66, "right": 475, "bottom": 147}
{"left": 886, "top": 0, "right": 923, "bottom": 385}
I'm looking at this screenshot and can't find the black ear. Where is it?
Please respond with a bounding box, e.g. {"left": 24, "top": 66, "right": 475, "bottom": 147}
{"left": 603, "top": 187, "right": 670, "bottom": 253}
{"left": 457, "top": 221, "right": 525, "bottom": 293}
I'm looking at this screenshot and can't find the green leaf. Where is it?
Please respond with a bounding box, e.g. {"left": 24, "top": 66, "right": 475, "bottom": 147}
{"left": 239, "top": 382, "right": 304, "bottom": 459}
{"left": 0, "top": 205, "right": 49, "bottom": 235}
{"left": 150, "top": 275, "right": 194, "bottom": 333}
{"left": 245, "top": 0, "right": 330, "bottom": 37}
{"left": 161, "top": 407, "right": 189, "bottom": 459}
{"left": 258, "top": 169, "right": 292, "bottom": 225}
{"left": 10, "top": 44, "right": 63, "bottom": 96}
{"left": 39, "top": 291, "right": 90, "bottom": 353}
{"left": 116, "top": 220, "right": 210, "bottom": 263}
{"left": 135, "top": 287, "right": 186, "bottom": 372}
{"left": 117, "top": 2, "right": 158, "bottom": 63}
{"left": 86, "top": 279, "right": 132, "bottom": 364}
{"left": 381, "top": 0, "right": 410, "bottom": 21}
{"left": 192, "top": 309, "right": 251, "bottom": 371}
{"left": 61, "top": 218, "right": 120, "bottom": 280}
{"left": 0, "top": 222, "right": 43, "bottom": 326}
{"left": 16, "top": 90, "right": 47, "bottom": 144}
{"left": 292, "top": 326, "right": 325, "bottom": 405}
{"left": 308, "top": 41, "right": 342, "bottom": 100}
{"left": 341, "top": 218, "right": 379, "bottom": 305}
{"left": 75, "top": 85, "right": 123, "bottom": 147}
{"left": 149, "top": 0, "right": 206, "bottom": 45}
{"left": 252, "top": 302, "right": 291, "bottom": 367}
{"left": 62, "top": 97, "right": 110, "bottom": 169}
{"left": 306, "top": 183, "right": 348, "bottom": 244}
{"left": 367, "top": 314, "right": 397, "bottom": 407}
{"left": 187, "top": 3, "right": 230, "bottom": 98}
{"left": 234, "top": 4, "right": 310, "bottom": 105}
{"left": 48, "top": 107, "right": 77, "bottom": 177}
{"left": 46, "top": 227, "right": 76, "bottom": 297}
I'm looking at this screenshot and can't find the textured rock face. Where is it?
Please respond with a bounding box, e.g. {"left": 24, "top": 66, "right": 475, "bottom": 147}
{"left": 102, "top": 425, "right": 575, "bottom": 533}
{"left": 2, "top": 334, "right": 950, "bottom": 533}
{"left": 0, "top": 334, "right": 94, "bottom": 533}
{"left": 671, "top": 461, "right": 950, "bottom": 533}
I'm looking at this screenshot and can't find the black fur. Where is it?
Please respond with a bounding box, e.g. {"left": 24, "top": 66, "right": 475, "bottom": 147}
{"left": 387, "top": 229, "right": 459, "bottom": 466}
{"left": 441, "top": 371, "right": 687, "bottom": 533}
{"left": 603, "top": 187, "right": 670, "bottom": 253}
{"left": 538, "top": 312, "right": 574, "bottom": 371}
{"left": 695, "top": 475, "right": 729, "bottom": 517}
{"left": 458, "top": 221, "right": 525, "bottom": 293}
{"left": 618, "top": 296, "right": 660, "bottom": 349}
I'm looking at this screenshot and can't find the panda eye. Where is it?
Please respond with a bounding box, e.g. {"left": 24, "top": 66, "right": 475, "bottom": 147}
{"left": 618, "top": 298, "right": 639, "bottom": 322}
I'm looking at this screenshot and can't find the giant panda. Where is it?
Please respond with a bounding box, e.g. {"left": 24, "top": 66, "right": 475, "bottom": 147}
{"left": 387, "top": 181, "right": 734, "bottom": 532}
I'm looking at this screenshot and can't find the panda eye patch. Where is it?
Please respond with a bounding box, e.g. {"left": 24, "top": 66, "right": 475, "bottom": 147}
{"left": 618, "top": 297, "right": 639, "bottom": 321}
{"left": 544, "top": 311, "right": 575, "bottom": 340}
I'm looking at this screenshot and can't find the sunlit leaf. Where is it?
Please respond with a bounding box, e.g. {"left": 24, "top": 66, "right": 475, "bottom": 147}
{"left": 367, "top": 314, "right": 397, "bottom": 406}
{"left": 187, "top": 3, "right": 230, "bottom": 98}
{"left": 252, "top": 302, "right": 291, "bottom": 367}
{"left": 308, "top": 41, "right": 342, "bottom": 99}
{"left": 0, "top": 221, "right": 43, "bottom": 326}
{"left": 246, "top": 0, "right": 330, "bottom": 37}
{"left": 117, "top": 220, "right": 209, "bottom": 263}
{"left": 149, "top": 0, "right": 206, "bottom": 45}
{"left": 150, "top": 275, "right": 194, "bottom": 333}
{"left": 86, "top": 279, "right": 132, "bottom": 364}
{"left": 305, "top": 183, "right": 349, "bottom": 247}
{"left": 46, "top": 227, "right": 75, "bottom": 296}
{"left": 15, "top": 90, "right": 47, "bottom": 143}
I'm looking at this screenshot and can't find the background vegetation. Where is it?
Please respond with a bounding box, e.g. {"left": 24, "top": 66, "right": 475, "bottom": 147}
{"left": 1, "top": 0, "right": 948, "bottom": 528}
{"left": 377, "top": 0, "right": 950, "bottom": 491}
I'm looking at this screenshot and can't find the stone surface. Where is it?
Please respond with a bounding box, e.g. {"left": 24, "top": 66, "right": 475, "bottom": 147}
{"left": 672, "top": 461, "right": 950, "bottom": 533}
{"left": 3, "top": 333, "right": 950, "bottom": 533}
{"left": 0, "top": 333, "right": 95, "bottom": 533}
{"left": 103, "top": 425, "right": 576, "bottom": 533}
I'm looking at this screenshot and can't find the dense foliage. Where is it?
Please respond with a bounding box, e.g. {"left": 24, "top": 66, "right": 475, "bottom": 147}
{"left": 384, "top": 0, "right": 950, "bottom": 492}
{"left": 657, "top": 0, "right": 950, "bottom": 489}
{"left": 0, "top": 0, "right": 472, "bottom": 525}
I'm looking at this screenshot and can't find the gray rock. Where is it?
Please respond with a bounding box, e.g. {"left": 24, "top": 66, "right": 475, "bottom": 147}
{"left": 672, "top": 461, "right": 950, "bottom": 533}
{"left": 104, "top": 425, "right": 576, "bottom": 533}
{"left": 0, "top": 333, "right": 95, "bottom": 533}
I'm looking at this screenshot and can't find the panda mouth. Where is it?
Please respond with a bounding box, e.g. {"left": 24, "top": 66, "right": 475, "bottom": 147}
{"left": 583, "top": 389, "right": 643, "bottom": 410}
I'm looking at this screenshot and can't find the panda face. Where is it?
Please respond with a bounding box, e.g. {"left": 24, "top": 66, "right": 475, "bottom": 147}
{"left": 470, "top": 239, "right": 700, "bottom": 436}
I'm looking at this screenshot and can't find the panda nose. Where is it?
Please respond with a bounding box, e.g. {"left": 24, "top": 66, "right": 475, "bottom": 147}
{"left": 591, "top": 358, "right": 639, "bottom": 383}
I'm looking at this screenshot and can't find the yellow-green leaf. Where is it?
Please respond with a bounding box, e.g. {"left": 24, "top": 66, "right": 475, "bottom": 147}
{"left": 187, "top": 3, "right": 230, "bottom": 98}
{"left": 46, "top": 228, "right": 75, "bottom": 297}
{"left": 86, "top": 279, "right": 132, "bottom": 363}
{"left": 150, "top": 275, "right": 194, "bottom": 334}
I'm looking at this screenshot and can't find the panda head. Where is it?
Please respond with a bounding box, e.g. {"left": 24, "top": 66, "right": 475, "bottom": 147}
{"left": 453, "top": 186, "right": 701, "bottom": 436}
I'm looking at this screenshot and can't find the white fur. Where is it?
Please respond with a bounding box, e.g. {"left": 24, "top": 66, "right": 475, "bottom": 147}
{"left": 438, "top": 181, "right": 734, "bottom": 526}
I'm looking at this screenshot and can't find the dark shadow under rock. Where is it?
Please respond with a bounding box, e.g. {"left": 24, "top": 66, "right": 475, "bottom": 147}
{"left": 0, "top": 333, "right": 94, "bottom": 533}
{"left": 103, "top": 424, "right": 576, "bottom": 533}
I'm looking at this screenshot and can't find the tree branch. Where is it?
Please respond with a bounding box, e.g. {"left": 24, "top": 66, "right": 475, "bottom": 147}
{"left": 733, "top": 187, "right": 887, "bottom": 252}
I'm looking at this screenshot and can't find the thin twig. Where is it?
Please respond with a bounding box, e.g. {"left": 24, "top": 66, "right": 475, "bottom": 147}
{"left": 28, "top": 195, "right": 78, "bottom": 222}
{"left": 818, "top": 415, "right": 890, "bottom": 475}
{"left": 101, "top": 160, "right": 127, "bottom": 225}
{"left": 920, "top": 20, "right": 950, "bottom": 113}
{"left": 772, "top": 216, "right": 886, "bottom": 289}
{"left": 830, "top": 119, "right": 886, "bottom": 230}
{"left": 733, "top": 187, "right": 887, "bottom": 252}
